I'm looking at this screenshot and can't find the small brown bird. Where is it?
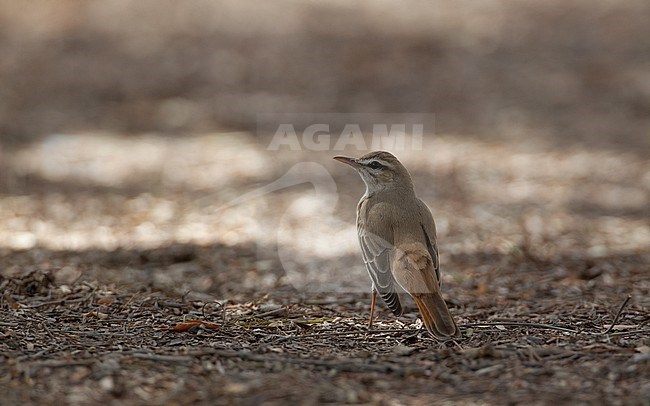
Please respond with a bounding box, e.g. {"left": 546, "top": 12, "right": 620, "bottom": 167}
{"left": 334, "top": 151, "right": 460, "bottom": 339}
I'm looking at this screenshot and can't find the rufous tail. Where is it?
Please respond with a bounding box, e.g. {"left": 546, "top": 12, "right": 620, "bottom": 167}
{"left": 412, "top": 293, "right": 459, "bottom": 339}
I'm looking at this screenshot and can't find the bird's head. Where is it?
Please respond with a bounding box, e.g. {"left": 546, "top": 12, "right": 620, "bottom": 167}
{"left": 334, "top": 151, "right": 413, "bottom": 194}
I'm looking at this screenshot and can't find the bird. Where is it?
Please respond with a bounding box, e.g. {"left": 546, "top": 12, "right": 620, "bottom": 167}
{"left": 334, "top": 151, "right": 460, "bottom": 339}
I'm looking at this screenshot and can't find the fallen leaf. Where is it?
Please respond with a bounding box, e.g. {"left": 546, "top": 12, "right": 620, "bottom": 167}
{"left": 166, "top": 320, "right": 221, "bottom": 332}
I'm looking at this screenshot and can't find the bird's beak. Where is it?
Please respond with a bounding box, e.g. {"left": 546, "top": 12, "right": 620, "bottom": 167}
{"left": 333, "top": 156, "right": 361, "bottom": 168}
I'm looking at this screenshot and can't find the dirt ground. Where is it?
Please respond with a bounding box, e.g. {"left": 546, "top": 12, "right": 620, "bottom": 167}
{"left": 1, "top": 133, "right": 648, "bottom": 405}
{"left": 1, "top": 1, "right": 649, "bottom": 405}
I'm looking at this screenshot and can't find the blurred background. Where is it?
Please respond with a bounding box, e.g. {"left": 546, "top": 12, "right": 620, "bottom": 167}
{"left": 0, "top": 0, "right": 648, "bottom": 298}
{"left": 1, "top": 0, "right": 649, "bottom": 147}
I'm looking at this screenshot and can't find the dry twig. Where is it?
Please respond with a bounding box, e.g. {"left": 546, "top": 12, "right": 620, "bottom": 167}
{"left": 602, "top": 295, "right": 632, "bottom": 335}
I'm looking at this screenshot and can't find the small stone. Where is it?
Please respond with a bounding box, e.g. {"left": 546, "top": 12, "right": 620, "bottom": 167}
{"left": 99, "top": 376, "right": 114, "bottom": 391}
{"left": 393, "top": 344, "right": 416, "bottom": 356}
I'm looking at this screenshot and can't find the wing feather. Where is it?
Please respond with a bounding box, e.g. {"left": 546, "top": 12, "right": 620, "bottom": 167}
{"left": 417, "top": 199, "right": 441, "bottom": 287}
{"left": 359, "top": 229, "right": 403, "bottom": 316}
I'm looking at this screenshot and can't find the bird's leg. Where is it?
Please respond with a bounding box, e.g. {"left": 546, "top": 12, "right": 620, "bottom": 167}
{"left": 368, "top": 290, "right": 377, "bottom": 329}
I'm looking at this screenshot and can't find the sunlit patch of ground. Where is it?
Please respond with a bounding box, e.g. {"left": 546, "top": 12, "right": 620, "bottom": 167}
{"left": 1, "top": 132, "right": 647, "bottom": 293}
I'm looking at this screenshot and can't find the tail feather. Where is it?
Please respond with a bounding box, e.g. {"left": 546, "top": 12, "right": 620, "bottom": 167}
{"left": 412, "top": 293, "right": 459, "bottom": 339}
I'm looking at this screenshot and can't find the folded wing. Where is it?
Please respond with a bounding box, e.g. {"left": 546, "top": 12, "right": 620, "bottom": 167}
{"left": 358, "top": 230, "right": 403, "bottom": 316}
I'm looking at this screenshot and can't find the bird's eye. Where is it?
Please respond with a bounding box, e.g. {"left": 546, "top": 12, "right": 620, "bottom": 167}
{"left": 368, "top": 161, "right": 383, "bottom": 170}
